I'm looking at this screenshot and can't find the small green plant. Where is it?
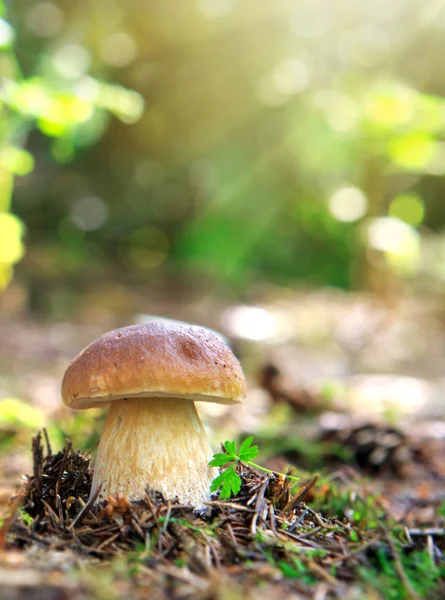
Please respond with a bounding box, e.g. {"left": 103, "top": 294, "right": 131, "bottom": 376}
{"left": 18, "top": 507, "right": 33, "bottom": 526}
{"left": 277, "top": 559, "right": 317, "bottom": 584}
{"left": 311, "top": 483, "right": 384, "bottom": 529}
{"left": 209, "top": 436, "right": 299, "bottom": 500}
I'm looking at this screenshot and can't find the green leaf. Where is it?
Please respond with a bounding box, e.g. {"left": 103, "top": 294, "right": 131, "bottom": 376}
{"left": 239, "top": 446, "right": 259, "bottom": 461}
{"left": 239, "top": 447, "right": 259, "bottom": 462}
{"left": 227, "top": 467, "right": 241, "bottom": 497}
{"left": 220, "top": 466, "right": 241, "bottom": 499}
{"left": 221, "top": 474, "right": 233, "bottom": 499}
{"left": 210, "top": 437, "right": 262, "bottom": 500}
{"left": 238, "top": 436, "right": 254, "bottom": 455}
{"left": 210, "top": 465, "right": 241, "bottom": 499}
{"left": 210, "top": 471, "right": 227, "bottom": 494}
{"left": 238, "top": 436, "right": 259, "bottom": 462}
{"left": 387, "top": 132, "right": 435, "bottom": 171}
{"left": 209, "top": 453, "right": 233, "bottom": 467}
{"left": 224, "top": 440, "right": 237, "bottom": 457}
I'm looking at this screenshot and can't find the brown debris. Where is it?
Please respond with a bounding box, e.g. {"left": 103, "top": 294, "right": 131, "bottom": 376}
{"left": 259, "top": 363, "right": 324, "bottom": 413}
{"left": 0, "top": 483, "right": 30, "bottom": 551}
{"left": 320, "top": 422, "right": 433, "bottom": 478}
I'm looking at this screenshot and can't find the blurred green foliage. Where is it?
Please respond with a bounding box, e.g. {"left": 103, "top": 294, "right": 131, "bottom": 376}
{"left": 0, "top": 397, "right": 44, "bottom": 451}
{"left": 48, "top": 409, "right": 105, "bottom": 453}
{"left": 0, "top": 0, "right": 143, "bottom": 290}
{"left": 0, "top": 397, "right": 44, "bottom": 429}
{"left": 2, "top": 0, "right": 445, "bottom": 302}
{"left": 0, "top": 395, "right": 105, "bottom": 454}
{"left": 359, "top": 547, "right": 445, "bottom": 599}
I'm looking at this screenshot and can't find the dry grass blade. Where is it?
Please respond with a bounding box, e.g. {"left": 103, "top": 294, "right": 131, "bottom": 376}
{"left": 283, "top": 476, "right": 319, "bottom": 513}
{"left": 55, "top": 441, "right": 72, "bottom": 497}
{"left": 384, "top": 529, "right": 421, "bottom": 600}
{"left": 69, "top": 485, "right": 102, "bottom": 530}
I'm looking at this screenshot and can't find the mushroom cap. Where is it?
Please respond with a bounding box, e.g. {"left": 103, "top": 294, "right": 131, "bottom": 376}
{"left": 62, "top": 322, "right": 246, "bottom": 409}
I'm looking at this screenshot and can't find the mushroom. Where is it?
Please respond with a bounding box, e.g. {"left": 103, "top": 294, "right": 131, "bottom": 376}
{"left": 62, "top": 322, "right": 246, "bottom": 507}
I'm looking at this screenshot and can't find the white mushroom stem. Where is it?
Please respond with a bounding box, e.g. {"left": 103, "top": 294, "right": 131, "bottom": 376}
{"left": 90, "top": 397, "right": 217, "bottom": 507}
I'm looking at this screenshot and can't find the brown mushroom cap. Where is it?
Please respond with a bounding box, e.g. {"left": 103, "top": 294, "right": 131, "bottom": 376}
{"left": 62, "top": 322, "right": 246, "bottom": 409}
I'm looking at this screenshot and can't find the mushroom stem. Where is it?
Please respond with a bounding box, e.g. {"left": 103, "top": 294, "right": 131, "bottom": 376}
{"left": 90, "top": 397, "right": 217, "bottom": 507}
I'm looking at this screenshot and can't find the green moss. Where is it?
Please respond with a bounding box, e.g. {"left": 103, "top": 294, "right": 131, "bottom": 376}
{"left": 359, "top": 546, "right": 445, "bottom": 599}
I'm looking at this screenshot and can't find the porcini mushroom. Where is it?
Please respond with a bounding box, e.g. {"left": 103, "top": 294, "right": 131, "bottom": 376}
{"left": 62, "top": 322, "right": 246, "bottom": 507}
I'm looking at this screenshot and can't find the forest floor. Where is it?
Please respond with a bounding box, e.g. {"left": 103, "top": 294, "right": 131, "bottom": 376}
{"left": 1, "top": 288, "right": 445, "bottom": 599}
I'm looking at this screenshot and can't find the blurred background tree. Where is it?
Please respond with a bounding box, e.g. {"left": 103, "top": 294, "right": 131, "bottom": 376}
{"left": 2, "top": 0, "right": 445, "bottom": 313}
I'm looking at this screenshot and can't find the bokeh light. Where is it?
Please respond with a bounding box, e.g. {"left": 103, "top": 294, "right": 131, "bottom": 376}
{"left": 118, "top": 227, "right": 169, "bottom": 270}
{"left": 0, "top": 18, "right": 14, "bottom": 47}
{"left": 316, "top": 91, "right": 360, "bottom": 133}
{"left": 222, "top": 306, "right": 278, "bottom": 342}
{"left": 3, "top": 0, "right": 445, "bottom": 300}
{"left": 51, "top": 44, "right": 92, "bottom": 80}
{"left": 70, "top": 196, "right": 109, "bottom": 232}
{"left": 198, "top": 0, "right": 235, "bottom": 19}
{"left": 328, "top": 187, "right": 368, "bottom": 223}
{"left": 26, "top": 3, "right": 64, "bottom": 38}
{"left": 0, "top": 212, "right": 25, "bottom": 289}
{"left": 100, "top": 32, "right": 137, "bottom": 68}
{"left": 338, "top": 25, "right": 389, "bottom": 67}
{"left": 0, "top": 147, "right": 34, "bottom": 175}
{"left": 290, "top": 2, "right": 329, "bottom": 39}
{"left": 389, "top": 194, "right": 425, "bottom": 227}
{"left": 365, "top": 84, "right": 416, "bottom": 129}
{"left": 0, "top": 213, "right": 25, "bottom": 264}
{"left": 367, "top": 217, "right": 420, "bottom": 274}
{"left": 258, "top": 59, "right": 310, "bottom": 106}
